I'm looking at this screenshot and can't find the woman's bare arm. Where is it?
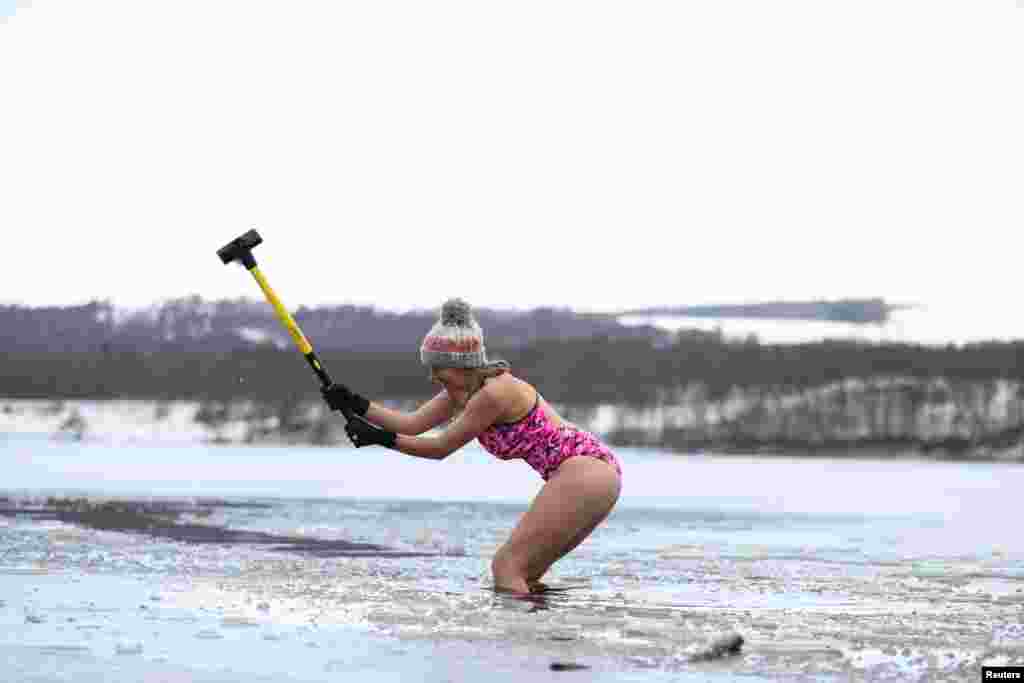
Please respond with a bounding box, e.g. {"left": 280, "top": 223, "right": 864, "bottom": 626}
{"left": 365, "top": 391, "right": 453, "bottom": 436}
{"left": 391, "top": 386, "right": 504, "bottom": 460}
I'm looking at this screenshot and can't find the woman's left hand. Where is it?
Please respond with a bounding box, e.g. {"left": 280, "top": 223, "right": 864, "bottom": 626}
{"left": 344, "top": 415, "right": 397, "bottom": 449}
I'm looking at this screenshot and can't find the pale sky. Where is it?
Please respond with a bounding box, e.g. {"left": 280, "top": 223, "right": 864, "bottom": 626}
{"left": 2, "top": 1, "right": 1021, "bottom": 314}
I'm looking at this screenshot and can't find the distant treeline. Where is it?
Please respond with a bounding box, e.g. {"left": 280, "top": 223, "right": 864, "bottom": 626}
{"left": 0, "top": 298, "right": 653, "bottom": 354}
{"left": 4, "top": 329, "right": 1024, "bottom": 406}
{"left": 0, "top": 296, "right": 901, "bottom": 355}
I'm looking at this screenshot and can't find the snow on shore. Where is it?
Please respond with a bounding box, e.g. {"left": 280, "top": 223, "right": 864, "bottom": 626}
{"left": 0, "top": 400, "right": 214, "bottom": 445}
{"left": 2, "top": 376, "right": 1022, "bottom": 460}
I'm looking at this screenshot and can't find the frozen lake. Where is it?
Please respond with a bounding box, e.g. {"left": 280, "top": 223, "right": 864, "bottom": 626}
{"left": 2, "top": 437, "right": 1023, "bottom": 681}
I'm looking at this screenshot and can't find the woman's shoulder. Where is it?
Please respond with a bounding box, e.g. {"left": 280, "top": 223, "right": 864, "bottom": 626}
{"left": 481, "top": 372, "right": 534, "bottom": 405}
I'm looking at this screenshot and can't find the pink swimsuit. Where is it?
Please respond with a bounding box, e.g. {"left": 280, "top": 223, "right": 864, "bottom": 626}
{"left": 477, "top": 393, "right": 623, "bottom": 481}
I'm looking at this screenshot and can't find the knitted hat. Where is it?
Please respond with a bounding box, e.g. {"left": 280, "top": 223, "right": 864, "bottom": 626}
{"left": 420, "top": 298, "right": 505, "bottom": 369}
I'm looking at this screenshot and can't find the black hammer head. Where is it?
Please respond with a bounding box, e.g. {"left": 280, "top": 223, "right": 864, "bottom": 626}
{"left": 217, "top": 229, "right": 263, "bottom": 268}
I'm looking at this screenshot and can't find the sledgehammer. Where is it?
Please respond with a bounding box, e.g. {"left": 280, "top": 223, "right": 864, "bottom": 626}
{"left": 216, "top": 229, "right": 352, "bottom": 420}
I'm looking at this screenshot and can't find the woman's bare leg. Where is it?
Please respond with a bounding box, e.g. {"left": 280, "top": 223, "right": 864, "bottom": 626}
{"left": 491, "top": 457, "right": 621, "bottom": 594}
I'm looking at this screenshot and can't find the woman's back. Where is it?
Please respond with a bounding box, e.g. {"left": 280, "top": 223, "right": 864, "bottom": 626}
{"left": 477, "top": 375, "right": 621, "bottom": 481}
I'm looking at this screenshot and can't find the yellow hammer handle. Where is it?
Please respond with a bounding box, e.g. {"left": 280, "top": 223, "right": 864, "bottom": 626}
{"left": 248, "top": 266, "right": 313, "bottom": 355}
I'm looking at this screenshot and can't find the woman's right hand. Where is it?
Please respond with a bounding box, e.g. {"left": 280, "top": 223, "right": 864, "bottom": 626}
{"left": 344, "top": 414, "right": 397, "bottom": 449}
{"left": 320, "top": 383, "right": 370, "bottom": 417}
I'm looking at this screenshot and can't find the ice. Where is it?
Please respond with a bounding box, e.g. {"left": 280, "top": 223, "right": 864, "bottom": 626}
{"left": 114, "top": 640, "right": 143, "bottom": 655}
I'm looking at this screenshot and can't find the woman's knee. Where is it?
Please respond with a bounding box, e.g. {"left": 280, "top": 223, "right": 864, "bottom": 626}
{"left": 491, "top": 544, "right": 524, "bottom": 578}
{"left": 491, "top": 545, "right": 531, "bottom": 592}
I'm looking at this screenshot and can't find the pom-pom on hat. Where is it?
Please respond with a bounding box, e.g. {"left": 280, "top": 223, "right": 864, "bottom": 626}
{"left": 420, "top": 298, "right": 498, "bottom": 369}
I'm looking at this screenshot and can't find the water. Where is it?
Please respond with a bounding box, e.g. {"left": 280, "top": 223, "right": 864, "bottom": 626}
{"left": 2, "top": 436, "right": 1023, "bottom": 681}
{"left": 619, "top": 302, "right": 1024, "bottom": 346}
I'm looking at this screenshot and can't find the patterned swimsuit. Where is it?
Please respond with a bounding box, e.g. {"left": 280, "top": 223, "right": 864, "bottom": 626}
{"left": 477, "top": 392, "right": 623, "bottom": 481}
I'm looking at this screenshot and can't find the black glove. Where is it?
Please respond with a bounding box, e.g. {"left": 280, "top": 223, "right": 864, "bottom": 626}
{"left": 344, "top": 414, "right": 397, "bottom": 449}
{"left": 320, "top": 383, "right": 369, "bottom": 417}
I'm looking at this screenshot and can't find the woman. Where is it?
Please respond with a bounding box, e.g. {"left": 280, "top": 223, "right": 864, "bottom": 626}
{"left": 321, "top": 298, "right": 622, "bottom": 595}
